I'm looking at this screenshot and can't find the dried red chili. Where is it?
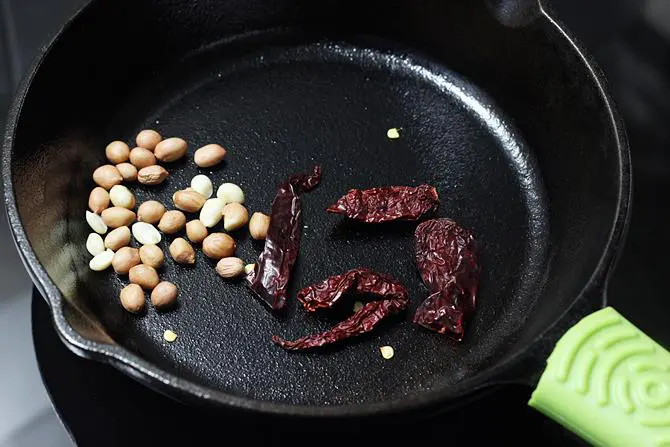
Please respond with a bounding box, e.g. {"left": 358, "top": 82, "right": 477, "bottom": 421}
{"left": 413, "top": 218, "right": 480, "bottom": 341}
{"left": 326, "top": 185, "right": 439, "bottom": 223}
{"left": 246, "top": 166, "right": 322, "bottom": 311}
{"left": 272, "top": 268, "right": 408, "bottom": 350}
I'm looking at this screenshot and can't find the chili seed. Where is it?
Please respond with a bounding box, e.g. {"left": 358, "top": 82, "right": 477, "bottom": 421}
{"left": 380, "top": 346, "right": 394, "bottom": 359}
{"left": 163, "top": 330, "right": 177, "bottom": 342}
{"left": 386, "top": 128, "right": 400, "bottom": 139}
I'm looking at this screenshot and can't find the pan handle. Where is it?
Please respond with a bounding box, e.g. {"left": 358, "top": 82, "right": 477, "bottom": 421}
{"left": 528, "top": 307, "right": 670, "bottom": 446}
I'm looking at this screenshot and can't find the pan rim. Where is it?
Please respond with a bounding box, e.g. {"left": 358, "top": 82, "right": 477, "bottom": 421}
{"left": 2, "top": 0, "right": 631, "bottom": 417}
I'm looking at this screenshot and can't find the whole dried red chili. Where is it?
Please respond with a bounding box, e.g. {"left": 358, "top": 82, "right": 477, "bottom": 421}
{"left": 326, "top": 185, "right": 439, "bottom": 223}
{"left": 272, "top": 268, "right": 408, "bottom": 350}
{"left": 413, "top": 218, "right": 480, "bottom": 341}
{"left": 246, "top": 166, "right": 322, "bottom": 311}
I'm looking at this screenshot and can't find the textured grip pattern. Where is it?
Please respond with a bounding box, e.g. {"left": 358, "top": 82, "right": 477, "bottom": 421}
{"left": 529, "top": 307, "right": 670, "bottom": 446}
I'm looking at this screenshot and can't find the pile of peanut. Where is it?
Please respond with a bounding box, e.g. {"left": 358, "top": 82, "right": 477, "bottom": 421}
{"left": 85, "top": 130, "right": 270, "bottom": 314}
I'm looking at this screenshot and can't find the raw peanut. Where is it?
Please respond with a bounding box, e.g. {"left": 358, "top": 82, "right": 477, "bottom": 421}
{"left": 190, "top": 174, "right": 213, "bottom": 198}
{"left": 173, "top": 189, "right": 206, "bottom": 213}
{"left": 137, "top": 200, "right": 166, "bottom": 224}
{"left": 244, "top": 263, "right": 255, "bottom": 274}
{"left": 136, "top": 129, "right": 162, "bottom": 150}
{"left": 101, "top": 207, "right": 136, "bottom": 228}
{"left": 120, "top": 284, "right": 145, "bottom": 313}
{"left": 86, "top": 210, "right": 108, "bottom": 234}
{"left": 154, "top": 137, "right": 187, "bottom": 162}
{"left": 199, "top": 198, "right": 225, "bottom": 228}
{"left": 139, "top": 244, "right": 164, "bottom": 269}
{"left": 105, "top": 141, "right": 130, "bottom": 164}
{"left": 89, "top": 249, "right": 115, "bottom": 271}
{"left": 137, "top": 165, "right": 168, "bottom": 185}
{"left": 151, "top": 281, "right": 178, "bottom": 310}
{"left": 202, "top": 233, "right": 236, "bottom": 260}
{"left": 104, "top": 226, "right": 131, "bottom": 251}
{"left": 88, "top": 187, "right": 110, "bottom": 213}
{"left": 216, "top": 183, "right": 244, "bottom": 203}
{"left": 158, "top": 210, "right": 186, "bottom": 234}
{"left": 129, "top": 147, "right": 156, "bottom": 169}
{"left": 215, "top": 257, "right": 245, "bottom": 279}
{"left": 194, "top": 144, "right": 226, "bottom": 167}
{"left": 223, "top": 203, "right": 249, "bottom": 231}
{"left": 128, "top": 264, "right": 160, "bottom": 290}
{"left": 112, "top": 247, "right": 141, "bottom": 274}
{"left": 185, "top": 220, "right": 208, "bottom": 243}
{"left": 86, "top": 233, "right": 105, "bottom": 256}
{"left": 169, "top": 238, "right": 195, "bottom": 265}
{"left": 93, "top": 165, "right": 123, "bottom": 190}
{"left": 116, "top": 163, "right": 138, "bottom": 182}
{"left": 249, "top": 212, "right": 270, "bottom": 240}
{"left": 109, "top": 185, "right": 136, "bottom": 209}
{"left": 132, "top": 222, "right": 161, "bottom": 245}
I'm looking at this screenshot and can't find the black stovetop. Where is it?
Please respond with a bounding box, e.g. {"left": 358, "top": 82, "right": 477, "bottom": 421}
{"left": 3, "top": 1, "right": 670, "bottom": 445}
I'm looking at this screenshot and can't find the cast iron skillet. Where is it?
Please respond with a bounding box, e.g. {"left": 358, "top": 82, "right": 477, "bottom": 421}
{"left": 3, "top": 0, "right": 635, "bottom": 427}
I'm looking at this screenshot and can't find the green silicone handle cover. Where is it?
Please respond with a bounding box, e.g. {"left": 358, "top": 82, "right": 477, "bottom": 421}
{"left": 528, "top": 307, "right": 670, "bottom": 446}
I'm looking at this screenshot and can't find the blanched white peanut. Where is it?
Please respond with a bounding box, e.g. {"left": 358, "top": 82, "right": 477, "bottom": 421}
{"left": 86, "top": 211, "right": 108, "bottom": 234}
{"left": 216, "top": 183, "right": 244, "bottom": 203}
{"left": 86, "top": 233, "right": 105, "bottom": 256}
{"left": 89, "top": 249, "right": 115, "bottom": 271}
{"left": 155, "top": 137, "right": 187, "bottom": 162}
{"left": 105, "top": 141, "right": 130, "bottom": 164}
{"left": 109, "top": 185, "right": 136, "bottom": 209}
{"left": 132, "top": 222, "right": 161, "bottom": 245}
{"left": 93, "top": 165, "right": 123, "bottom": 190}
{"left": 244, "top": 263, "right": 255, "bottom": 275}
{"left": 194, "top": 144, "right": 226, "bottom": 167}
{"left": 104, "top": 226, "right": 131, "bottom": 251}
{"left": 190, "top": 175, "right": 213, "bottom": 198}
{"left": 136, "top": 129, "right": 162, "bottom": 150}
{"left": 88, "top": 187, "right": 110, "bottom": 213}
{"left": 199, "top": 198, "right": 225, "bottom": 228}
{"left": 222, "top": 203, "right": 249, "bottom": 231}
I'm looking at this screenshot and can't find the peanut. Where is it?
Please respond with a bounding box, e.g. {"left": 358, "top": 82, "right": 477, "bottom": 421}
{"left": 215, "top": 257, "right": 245, "bottom": 279}
{"left": 104, "top": 226, "right": 131, "bottom": 251}
{"left": 244, "top": 263, "right": 255, "bottom": 275}
{"left": 154, "top": 137, "right": 187, "bottom": 162}
{"left": 137, "top": 165, "right": 168, "bottom": 185}
{"left": 129, "top": 147, "right": 156, "bottom": 169}
{"left": 105, "top": 141, "right": 130, "bottom": 164}
{"left": 190, "top": 174, "right": 213, "bottom": 198}
{"left": 101, "top": 207, "right": 136, "bottom": 228}
{"left": 249, "top": 212, "right": 270, "bottom": 240}
{"left": 194, "top": 144, "right": 226, "bottom": 167}
{"left": 199, "top": 198, "right": 225, "bottom": 228}
{"left": 128, "top": 264, "right": 160, "bottom": 290}
{"left": 137, "top": 200, "right": 166, "bottom": 224}
{"left": 88, "top": 187, "right": 110, "bottom": 213}
{"left": 89, "top": 249, "right": 115, "bottom": 271}
{"left": 112, "top": 247, "right": 141, "bottom": 275}
{"left": 136, "top": 129, "right": 162, "bottom": 150}
{"left": 139, "top": 244, "right": 164, "bottom": 269}
{"left": 169, "top": 238, "right": 195, "bottom": 265}
{"left": 185, "top": 220, "right": 208, "bottom": 244}
{"left": 173, "top": 189, "right": 206, "bottom": 213}
{"left": 116, "top": 162, "right": 138, "bottom": 182}
{"left": 132, "top": 222, "right": 161, "bottom": 245}
{"left": 223, "top": 203, "right": 249, "bottom": 231}
{"left": 86, "top": 211, "right": 108, "bottom": 234}
{"left": 86, "top": 233, "right": 105, "bottom": 256}
{"left": 216, "top": 183, "right": 244, "bottom": 203}
{"left": 202, "top": 233, "right": 236, "bottom": 260}
{"left": 151, "top": 281, "right": 178, "bottom": 310}
{"left": 158, "top": 210, "right": 186, "bottom": 234}
{"left": 120, "top": 284, "right": 145, "bottom": 313}
{"left": 109, "top": 185, "right": 136, "bottom": 209}
{"left": 93, "top": 165, "right": 123, "bottom": 190}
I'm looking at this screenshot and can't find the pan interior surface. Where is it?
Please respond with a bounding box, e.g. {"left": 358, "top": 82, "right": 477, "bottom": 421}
{"left": 72, "top": 34, "right": 549, "bottom": 406}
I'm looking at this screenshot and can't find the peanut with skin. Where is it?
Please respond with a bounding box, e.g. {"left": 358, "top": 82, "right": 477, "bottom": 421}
{"left": 101, "top": 207, "right": 136, "bottom": 228}
{"left": 139, "top": 244, "right": 164, "bottom": 269}
{"left": 202, "top": 233, "right": 236, "bottom": 260}
{"left": 185, "top": 220, "right": 208, "bottom": 244}
{"left": 136, "top": 129, "right": 162, "bottom": 150}
{"left": 194, "top": 144, "right": 226, "bottom": 167}
{"left": 128, "top": 264, "right": 160, "bottom": 290}
{"left": 151, "top": 281, "right": 178, "bottom": 310}
{"left": 173, "top": 189, "right": 206, "bottom": 213}
{"left": 112, "top": 247, "right": 141, "bottom": 275}
{"left": 116, "top": 163, "right": 138, "bottom": 182}
{"left": 88, "top": 187, "right": 110, "bottom": 214}
{"left": 137, "top": 165, "right": 168, "bottom": 185}
{"left": 154, "top": 137, "right": 187, "bottom": 162}
{"left": 222, "top": 203, "right": 249, "bottom": 231}
{"left": 120, "top": 284, "right": 145, "bottom": 313}
{"left": 129, "top": 147, "right": 156, "bottom": 169}
{"left": 169, "top": 238, "right": 195, "bottom": 265}
{"left": 158, "top": 210, "right": 186, "bottom": 234}
{"left": 215, "top": 257, "right": 245, "bottom": 279}
{"left": 105, "top": 141, "right": 130, "bottom": 164}
{"left": 137, "top": 200, "right": 166, "bottom": 224}
{"left": 93, "top": 165, "right": 123, "bottom": 190}
{"left": 249, "top": 212, "right": 270, "bottom": 240}
{"left": 104, "top": 226, "right": 131, "bottom": 251}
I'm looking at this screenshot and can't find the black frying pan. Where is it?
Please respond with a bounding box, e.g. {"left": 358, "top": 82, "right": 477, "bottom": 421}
{"left": 6, "top": 0, "right": 667, "bottom": 444}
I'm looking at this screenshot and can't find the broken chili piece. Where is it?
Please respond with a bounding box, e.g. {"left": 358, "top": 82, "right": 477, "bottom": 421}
{"left": 413, "top": 218, "right": 480, "bottom": 341}
{"left": 326, "top": 185, "right": 439, "bottom": 223}
{"left": 246, "top": 166, "right": 322, "bottom": 311}
{"left": 272, "top": 268, "right": 408, "bottom": 350}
